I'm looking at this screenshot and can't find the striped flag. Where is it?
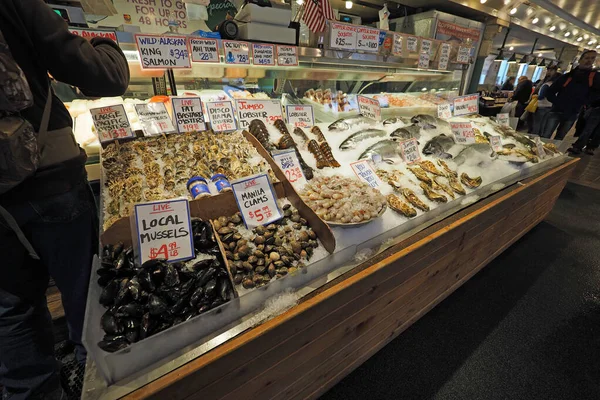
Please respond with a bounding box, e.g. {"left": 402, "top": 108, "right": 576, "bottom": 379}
{"left": 303, "top": 0, "right": 336, "bottom": 33}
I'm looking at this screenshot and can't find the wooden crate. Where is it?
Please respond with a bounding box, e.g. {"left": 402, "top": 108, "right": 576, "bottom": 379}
{"left": 124, "top": 158, "right": 578, "bottom": 400}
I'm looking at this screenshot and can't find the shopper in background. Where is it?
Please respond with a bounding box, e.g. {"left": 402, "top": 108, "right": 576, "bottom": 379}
{"left": 512, "top": 76, "right": 533, "bottom": 129}
{"left": 541, "top": 50, "right": 600, "bottom": 140}
{"left": 0, "top": 1, "right": 129, "bottom": 399}
{"left": 568, "top": 99, "right": 600, "bottom": 155}
{"left": 501, "top": 76, "right": 515, "bottom": 91}
{"left": 532, "top": 70, "right": 561, "bottom": 135}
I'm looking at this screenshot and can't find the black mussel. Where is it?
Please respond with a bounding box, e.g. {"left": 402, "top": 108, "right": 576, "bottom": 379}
{"left": 196, "top": 266, "right": 216, "bottom": 288}
{"left": 98, "top": 335, "right": 128, "bottom": 353}
{"left": 159, "top": 286, "right": 181, "bottom": 305}
{"left": 122, "top": 318, "right": 140, "bottom": 330}
{"left": 115, "top": 251, "right": 128, "bottom": 270}
{"left": 149, "top": 264, "right": 165, "bottom": 286}
{"left": 99, "top": 279, "right": 120, "bottom": 306}
{"left": 172, "top": 316, "right": 185, "bottom": 325}
{"left": 147, "top": 294, "right": 168, "bottom": 316}
{"left": 178, "top": 306, "right": 192, "bottom": 317}
{"left": 152, "top": 321, "right": 172, "bottom": 335}
{"left": 205, "top": 246, "right": 222, "bottom": 257}
{"left": 204, "top": 279, "right": 217, "bottom": 300}
{"left": 99, "top": 262, "right": 116, "bottom": 271}
{"left": 211, "top": 298, "right": 224, "bottom": 309}
{"left": 178, "top": 267, "right": 196, "bottom": 282}
{"left": 160, "top": 311, "right": 175, "bottom": 323}
{"left": 115, "top": 267, "right": 136, "bottom": 278}
{"left": 127, "top": 277, "right": 142, "bottom": 301}
{"left": 97, "top": 275, "right": 113, "bottom": 287}
{"left": 101, "top": 310, "right": 123, "bottom": 334}
{"left": 125, "top": 329, "right": 139, "bottom": 344}
{"left": 163, "top": 264, "right": 180, "bottom": 287}
{"left": 183, "top": 310, "right": 198, "bottom": 321}
{"left": 141, "top": 258, "right": 167, "bottom": 270}
{"left": 218, "top": 278, "right": 233, "bottom": 302}
{"left": 137, "top": 269, "right": 156, "bottom": 292}
{"left": 111, "top": 242, "right": 124, "bottom": 260}
{"left": 139, "top": 313, "right": 153, "bottom": 340}
{"left": 170, "top": 296, "right": 188, "bottom": 314}
{"left": 189, "top": 286, "right": 204, "bottom": 307}
{"left": 198, "top": 304, "right": 211, "bottom": 314}
{"left": 191, "top": 259, "right": 213, "bottom": 270}
{"left": 114, "top": 278, "right": 131, "bottom": 307}
{"left": 116, "top": 303, "right": 144, "bottom": 318}
{"left": 102, "top": 244, "right": 114, "bottom": 261}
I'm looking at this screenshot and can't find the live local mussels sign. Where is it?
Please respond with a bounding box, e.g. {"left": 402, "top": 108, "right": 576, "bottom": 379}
{"left": 134, "top": 199, "right": 195, "bottom": 265}
{"left": 135, "top": 34, "right": 191, "bottom": 69}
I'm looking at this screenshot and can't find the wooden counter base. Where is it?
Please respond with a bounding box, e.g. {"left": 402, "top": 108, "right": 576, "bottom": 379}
{"left": 126, "top": 159, "right": 577, "bottom": 400}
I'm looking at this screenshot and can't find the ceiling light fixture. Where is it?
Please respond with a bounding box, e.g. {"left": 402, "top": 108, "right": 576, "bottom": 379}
{"left": 559, "top": 22, "right": 567, "bottom": 30}
{"left": 504, "top": 0, "right": 511, "bottom": 4}
{"left": 526, "top": 7, "right": 534, "bottom": 15}
{"left": 584, "top": 34, "right": 590, "bottom": 39}
{"left": 532, "top": 17, "right": 539, "bottom": 24}
{"left": 596, "top": 44, "right": 600, "bottom": 49}
{"left": 495, "top": 50, "right": 505, "bottom": 61}
{"left": 538, "top": 59, "right": 546, "bottom": 67}
{"left": 573, "top": 29, "right": 579, "bottom": 35}
{"left": 508, "top": 53, "right": 518, "bottom": 63}
{"left": 565, "top": 31, "right": 571, "bottom": 37}
{"left": 549, "top": 25, "right": 556, "bottom": 31}
{"left": 480, "top": 0, "right": 487, "bottom": 3}
{"left": 577, "top": 37, "right": 583, "bottom": 42}
{"left": 510, "top": 46, "right": 515, "bottom": 50}
{"left": 345, "top": 0, "right": 352, "bottom": 8}
{"left": 510, "top": 7, "right": 518, "bottom": 15}
{"left": 544, "top": 17, "right": 552, "bottom": 24}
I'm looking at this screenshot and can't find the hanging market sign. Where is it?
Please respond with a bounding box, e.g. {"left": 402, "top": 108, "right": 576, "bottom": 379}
{"left": 418, "top": 52, "right": 430, "bottom": 69}
{"left": 135, "top": 34, "right": 191, "bottom": 69}
{"left": 206, "top": 0, "right": 238, "bottom": 32}
{"left": 206, "top": 100, "right": 237, "bottom": 132}
{"left": 420, "top": 39, "right": 433, "bottom": 55}
{"left": 392, "top": 33, "right": 403, "bottom": 56}
{"left": 231, "top": 173, "right": 283, "bottom": 228}
{"left": 133, "top": 198, "right": 195, "bottom": 265}
{"left": 235, "top": 99, "right": 283, "bottom": 129}
{"left": 172, "top": 97, "right": 206, "bottom": 133}
{"left": 439, "top": 43, "right": 451, "bottom": 70}
{"left": 90, "top": 104, "right": 133, "bottom": 143}
{"left": 406, "top": 36, "right": 418, "bottom": 52}
{"left": 135, "top": 102, "right": 177, "bottom": 135}
{"left": 189, "top": 38, "right": 220, "bottom": 63}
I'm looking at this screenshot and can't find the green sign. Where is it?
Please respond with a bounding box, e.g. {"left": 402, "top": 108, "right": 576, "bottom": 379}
{"left": 206, "top": 0, "right": 237, "bottom": 32}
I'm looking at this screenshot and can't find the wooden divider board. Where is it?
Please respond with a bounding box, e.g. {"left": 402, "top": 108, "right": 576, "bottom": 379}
{"left": 124, "top": 158, "right": 578, "bottom": 400}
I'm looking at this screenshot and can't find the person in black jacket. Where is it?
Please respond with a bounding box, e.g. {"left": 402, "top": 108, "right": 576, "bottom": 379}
{"left": 0, "top": 1, "right": 129, "bottom": 399}
{"left": 501, "top": 76, "right": 515, "bottom": 91}
{"left": 512, "top": 76, "right": 533, "bottom": 118}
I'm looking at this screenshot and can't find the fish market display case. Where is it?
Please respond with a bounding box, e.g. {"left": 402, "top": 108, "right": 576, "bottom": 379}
{"left": 79, "top": 42, "right": 577, "bottom": 400}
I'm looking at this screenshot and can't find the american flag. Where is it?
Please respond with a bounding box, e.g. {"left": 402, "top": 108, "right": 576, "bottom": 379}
{"left": 302, "top": 0, "right": 336, "bottom": 33}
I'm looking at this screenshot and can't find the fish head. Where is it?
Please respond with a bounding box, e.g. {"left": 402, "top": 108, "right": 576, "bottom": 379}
{"left": 328, "top": 120, "right": 349, "bottom": 131}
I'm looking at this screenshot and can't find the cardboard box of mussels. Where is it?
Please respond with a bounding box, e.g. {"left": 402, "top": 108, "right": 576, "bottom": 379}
{"left": 85, "top": 146, "right": 336, "bottom": 385}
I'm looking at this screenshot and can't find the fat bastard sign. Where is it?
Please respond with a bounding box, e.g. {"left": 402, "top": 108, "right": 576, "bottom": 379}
{"left": 89, "top": 104, "right": 133, "bottom": 143}
{"left": 231, "top": 173, "right": 283, "bottom": 228}
{"left": 172, "top": 97, "right": 206, "bottom": 133}
{"left": 133, "top": 199, "right": 195, "bottom": 264}
{"left": 235, "top": 99, "right": 283, "bottom": 129}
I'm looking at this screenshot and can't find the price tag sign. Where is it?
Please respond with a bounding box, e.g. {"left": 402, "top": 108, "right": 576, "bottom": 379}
{"left": 135, "top": 34, "right": 190, "bottom": 69}
{"left": 438, "top": 56, "right": 449, "bottom": 70}
{"left": 437, "top": 103, "right": 452, "bottom": 119}
{"left": 134, "top": 198, "right": 195, "bottom": 265}
{"left": 357, "top": 95, "right": 381, "bottom": 121}
{"left": 272, "top": 149, "right": 307, "bottom": 186}
{"left": 90, "top": 104, "right": 134, "bottom": 144}
{"left": 252, "top": 43, "right": 275, "bottom": 66}
{"left": 206, "top": 101, "right": 237, "bottom": 132}
{"left": 497, "top": 113, "right": 510, "bottom": 127}
{"left": 356, "top": 27, "right": 380, "bottom": 53}
{"left": 439, "top": 42, "right": 451, "bottom": 70}
{"left": 276, "top": 45, "right": 298, "bottom": 66}
{"left": 189, "top": 38, "right": 220, "bottom": 63}
{"left": 350, "top": 160, "right": 382, "bottom": 188}
{"left": 69, "top": 28, "right": 117, "bottom": 42}
{"left": 330, "top": 22, "right": 357, "bottom": 51}
{"left": 392, "top": 33, "right": 403, "bottom": 56}
{"left": 534, "top": 137, "right": 546, "bottom": 159}
{"left": 235, "top": 99, "right": 283, "bottom": 129}
{"left": 285, "top": 105, "right": 314, "bottom": 128}
{"left": 172, "top": 97, "right": 206, "bottom": 133}
{"left": 231, "top": 173, "right": 283, "bottom": 229}
{"left": 399, "top": 138, "right": 421, "bottom": 164}
{"left": 420, "top": 39, "right": 432, "bottom": 55}
{"left": 451, "top": 122, "right": 476, "bottom": 144}
{"left": 407, "top": 36, "right": 418, "bottom": 52}
{"left": 457, "top": 46, "right": 471, "bottom": 63}
{"left": 223, "top": 40, "right": 250, "bottom": 64}
{"left": 489, "top": 135, "right": 503, "bottom": 152}
{"left": 418, "top": 52, "right": 430, "bottom": 69}
{"left": 453, "top": 94, "right": 479, "bottom": 116}
{"left": 135, "top": 103, "right": 177, "bottom": 136}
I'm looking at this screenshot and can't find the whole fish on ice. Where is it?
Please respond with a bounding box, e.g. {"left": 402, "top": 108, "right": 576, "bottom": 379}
{"left": 411, "top": 114, "right": 449, "bottom": 130}
{"left": 453, "top": 143, "right": 497, "bottom": 166}
{"left": 383, "top": 117, "right": 411, "bottom": 126}
{"left": 358, "top": 139, "right": 401, "bottom": 163}
{"left": 328, "top": 116, "right": 374, "bottom": 131}
{"left": 390, "top": 124, "right": 421, "bottom": 141}
{"left": 422, "top": 134, "right": 455, "bottom": 159}
{"left": 339, "top": 129, "right": 387, "bottom": 150}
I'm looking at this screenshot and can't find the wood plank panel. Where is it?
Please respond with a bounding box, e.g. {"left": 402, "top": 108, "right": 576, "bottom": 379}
{"left": 126, "top": 159, "right": 576, "bottom": 400}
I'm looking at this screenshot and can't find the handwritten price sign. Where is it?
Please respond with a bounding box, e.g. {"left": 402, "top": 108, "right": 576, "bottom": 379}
{"left": 406, "top": 36, "right": 418, "bottom": 52}
{"left": 135, "top": 34, "right": 190, "bottom": 69}
{"left": 489, "top": 135, "right": 503, "bottom": 152}
{"left": 285, "top": 105, "right": 314, "bottom": 128}
{"left": 392, "top": 33, "right": 403, "bottom": 56}
{"left": 276, "top": 45, "right": 298, "bottom": 66}
{"left": 330, "top": 22, "right": 357, "bottom": 50}
{"left": 453, "top": 94, "right": 479, "bottom": 117}
{"left": 135, "top": 102, "right": 176, "bottom": 136}
{"left": 451, "top": 121, "right": 476, "bottom": 144}
{"left": 252, "top": 43, "right": 275, "bottom": 66}
{"left": 357, "top": 95, "right": 381, "bottom": 121}
{"left": 418, "top": 52, "right": 430, "bottom": 69}
{"left": 133, "top": 199, "right": 195, "bottom": 265}
{"left": 437, "top": 103, "right": 452, "bottom": 119}
{"left": 189, "top": 38, "right": 220, "bottom": 63}
{"left": 399, "top": 138, "right": 421, "bottom": 164}
{"left": 497, "top": 113, "right": 510, "bottom": 127}
{"left": 272, "top": 149, "right": 307, "bottom": 186}
{"left": 350, "top": 160, "right": 382, "bottom": 188}
{"left": 231, "top": 173, "right": 283, "bottom": 228}
{"left": 206, "top": 101, "right": 237, "bottom": 132}
{"left": 235, "top": 99, "right": 283, "bottom": 129}
{"left": 356, "top": 27, "right": 380, "bottom": 53}
{"left": 223, "top": 40, "right": 250, "bottom": 65}
{"left": 90, "top": 104, "right": 133, "bottom": 144}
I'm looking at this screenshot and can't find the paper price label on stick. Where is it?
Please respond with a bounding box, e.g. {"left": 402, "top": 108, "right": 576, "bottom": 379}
{"left": 272, "top": 149, "right": 307, "bottom": 186}
{"left": 420, "top": 39, "right": 432, "bottom": 55}
{"left": 90, "top": 104, "right": 134, "bottom": 144}
{"left": 189, "top": 38, "right": 220, "bottom": 63}
{"left": 451, "top": 122, "right": 476, "bottom": 144}
{"left": 453, "top": 94, "right": 479, "bottom": 116}
{"left": 437, "top": 103, "right": 452, "bottom": 119}
{"left": 497, "top": 113, "right": 510, "bottom": 127}
{"left": 392, "top": 33, "right": 403, "bottom": 56}
{"left": 235, "top": 99, "right": 283, "bottom": 129}
{"left": 534, "top": 137, "right": 546, "bottom": 159}
{"left": 135, "top": 34, "right": 190, "bottom": 69}
{"left": 252, "top": 44, "right": 275, "bottom": 66}
{"left": 285, "top": 105, "right": 314, "bottom": 128}
{"left": 206, "top": 101, "right": 237, "bottom": 132}
{"left": 330, "top": 22, "right": 357, "bottom": 50}
{"left": 276, "top": 45, "right": 298, "bottom": 66}
{"left": 134, "top": 199, "right": 195, "bottom": 265}
{"left": 357, "top": 95, "right": 381, "bottom": 121}
{"left": 172, "top": 97, "right": 206, "bottom": 133}
{"left": 135, "top": 103, "right": 176, "bottom": 136}
{"left": 356, "top": 27, "right": 380, "bottom": 52}
{"left": 407, "top": 36, "right": 418, "bottom": 52}
{"left": 223, "top": 40, "right": 250, "bottom": 65}
{"left": 350, "top": 160, "right": 382, "bottom": 188}
{"left": 457, "top": 46, "right": 471, "bottom": 63}
{"left": 399, "top": 138, "right": 421, "bottom": 164}
{"left": 231, "top": 173, "right": 283, "bottom": 229}
{"left": 418, "top": 52, "right": 430, "bottom": 69}
{"left": 438, "top": 56, "right": 449, "bottom": 70}
{"left": 489, "top": 135, "right": 503, "bottom": 152}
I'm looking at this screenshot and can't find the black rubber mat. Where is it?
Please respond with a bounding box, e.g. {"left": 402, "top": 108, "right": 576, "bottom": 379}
{"left": 322, "top": 182, "right": 600, "bottom": 400}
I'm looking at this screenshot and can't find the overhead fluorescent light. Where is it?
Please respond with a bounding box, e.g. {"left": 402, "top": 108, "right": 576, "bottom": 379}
{"left": 532, "top": 17, "right": 539, "bottom": 24}
{"left": 510, "top": 7, "right": 518, "bottom": 14}
{"left": 549, "top": 25, "right": 556, "bottom": 31}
